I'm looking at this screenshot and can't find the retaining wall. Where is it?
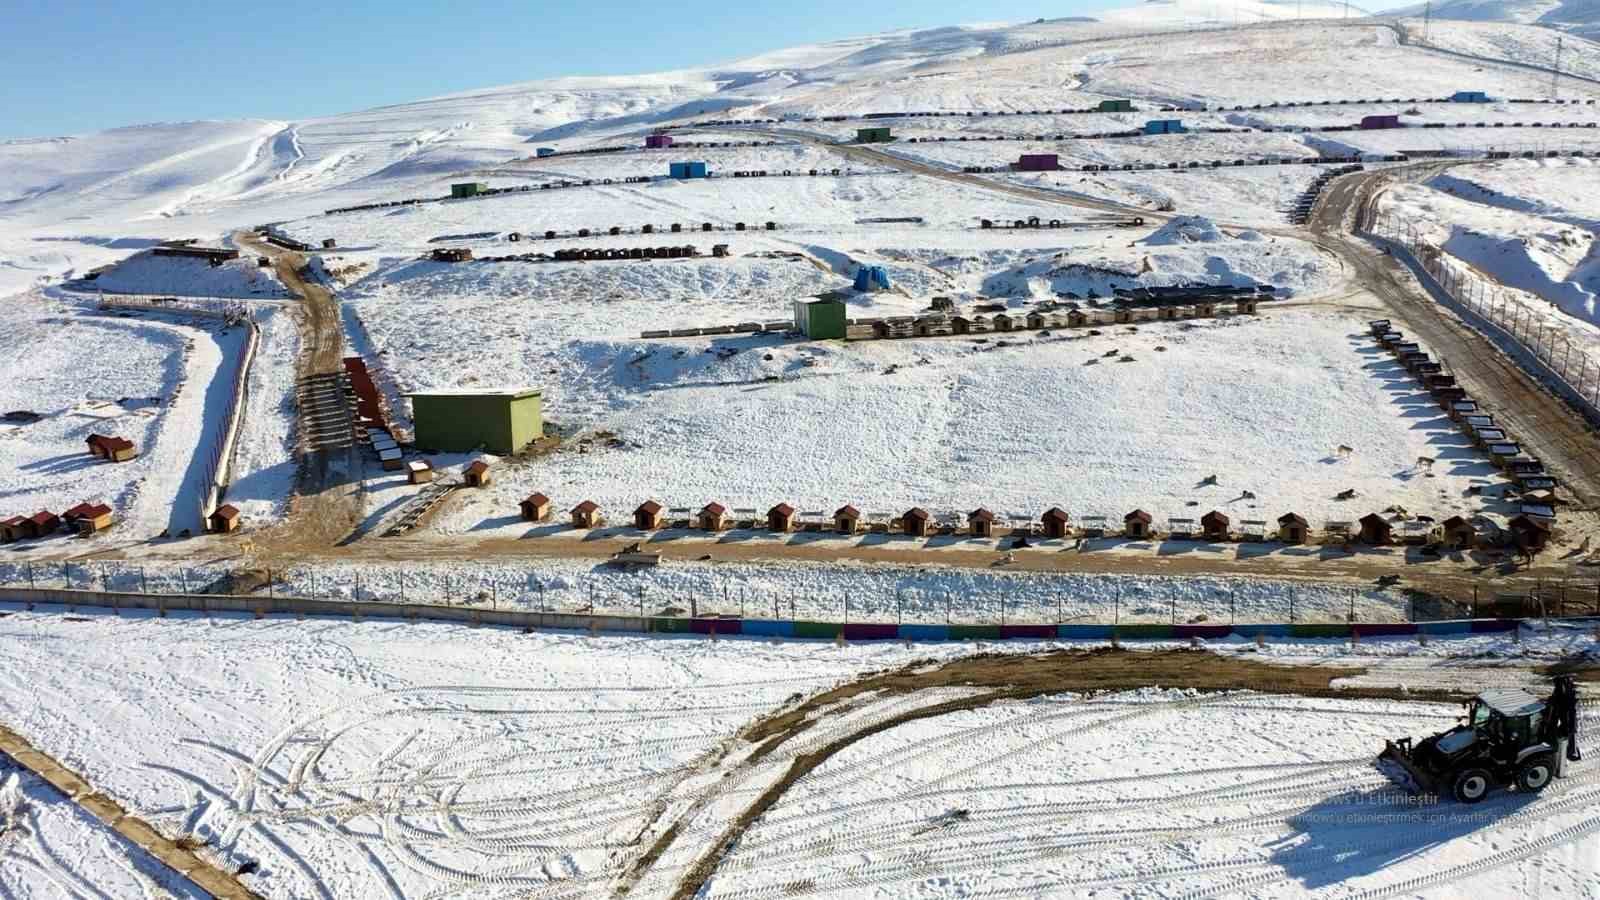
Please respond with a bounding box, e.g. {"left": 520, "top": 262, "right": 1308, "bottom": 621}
{"left": 204, "top": 320, "right": 262, "bottom": 518}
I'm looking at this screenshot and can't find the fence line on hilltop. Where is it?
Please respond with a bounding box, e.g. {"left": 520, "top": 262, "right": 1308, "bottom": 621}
{"left": 1367, "top": 211, "right": 1600, "bottom": 423}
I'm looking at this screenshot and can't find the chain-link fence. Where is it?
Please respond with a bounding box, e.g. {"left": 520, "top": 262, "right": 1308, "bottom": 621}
{"left": 1368, "top": 211, "right": 1600, "bottom": 420}
{"left": 4, "top": 560, "right": 1596, "bottom": 626}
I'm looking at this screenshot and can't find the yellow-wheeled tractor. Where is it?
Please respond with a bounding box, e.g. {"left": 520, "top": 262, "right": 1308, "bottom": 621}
{"left": 1380, "top": 675, "right": 1582, "bottom": 804}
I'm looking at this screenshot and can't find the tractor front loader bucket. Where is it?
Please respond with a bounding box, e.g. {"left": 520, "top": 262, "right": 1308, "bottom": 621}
{"left": 1379, "top": 738, "right": 1439, "bottom": 795}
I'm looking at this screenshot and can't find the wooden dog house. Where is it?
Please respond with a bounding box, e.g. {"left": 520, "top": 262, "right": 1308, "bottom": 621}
{"left": 570, "top": 500, "right": 601, "bottom": 529}
{"left": 699, "top": 502, "right": 730, "bottom": 531}
{"left": 767, "top": 503, "right": 795, "bottom": 532}
{"left": 634, "top": 500, "right": 665, "bottom": 531}
{"left": 1358, "top": 513, "right": 1392, "bottom": 545}
{"left": 520, "top": 493, "right": 551, "bottom": 522}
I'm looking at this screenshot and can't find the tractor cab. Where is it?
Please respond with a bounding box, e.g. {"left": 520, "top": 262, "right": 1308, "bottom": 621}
{"left": 1381, "top": 676, "right": 1581, "bottom": 803}
{"left": 1458, "top": 689, "right": 1545, "bottom": 758}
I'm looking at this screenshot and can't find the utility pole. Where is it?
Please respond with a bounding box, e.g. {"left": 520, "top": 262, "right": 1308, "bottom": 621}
{"left": 1552, "top": 37, "right": 1565, "bottom": 100}
{"left": 1422, "top": 1, "right": 1432, "bottom": 46}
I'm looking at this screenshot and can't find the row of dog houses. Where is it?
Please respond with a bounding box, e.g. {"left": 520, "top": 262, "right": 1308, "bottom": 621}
{"left": 962, "top": 154, "right": 1397, "bottom": 177}
{"left": 1290, "top": 164, "right": 1366, "bottom": 225}
{"left": 509, "top": 498, "right": 1549, "bottom": 550}
{"left": 979, "top": 216, "right": 1146, "bottom": 230}
{"left": 326, "top": 169, "right": 865, "bottom": 217}
{"left": 681, "top": 94, "right": 1585, "bottom": 131}
{"left": 550, "top": 245, "right": 718, "bottom": 262}
{"left": 645, "top": 294, "right": 1267, "bottom": 342}
{"left": 1, "top": 503, "right": 114, "bottom": 542}
{"left": 1368, "top": 319, "right": 1557, "bottom": 549}
{"left": 511, "top": 221, "right": 779, "bottom": 242}
{"left": 686, "top": 99, "right": 1139, "bottom": 129}
{"left": 828, "top": 296, "right": 1261, "bottom": 341}
{"left": 525, "top": 140, "right": 783, "bottom": 161}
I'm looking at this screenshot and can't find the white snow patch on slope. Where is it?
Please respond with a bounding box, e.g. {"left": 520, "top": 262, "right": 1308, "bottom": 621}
{"left": 1142, "top": 214, "right": 1226, "bottom": 244}
{"left": 90, "top": 251, "right": 289, "bottom": 299}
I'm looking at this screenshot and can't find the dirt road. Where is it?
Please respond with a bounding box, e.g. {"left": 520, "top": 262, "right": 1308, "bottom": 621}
{"left": 233, "top": 232, "right": 363, "bottom": 549}
{"left": 1308, "top": 169, "right": 1600, "bottom": 512}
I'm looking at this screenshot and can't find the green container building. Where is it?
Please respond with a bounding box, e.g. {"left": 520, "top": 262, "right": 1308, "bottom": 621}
{"left": 855, "top": 126, "right": 893, "bottom": 143}
{"left": 793, "top": 298, "right": 848, "bottom": 340}
{"left": 450, "top": 182, "right": 488, "bottom": 198}
{"left": 1097, "top": 99, "right": 1134, "bottom": 113}
{"left": 408, "top": 389, "right": 543, "bottom": 454}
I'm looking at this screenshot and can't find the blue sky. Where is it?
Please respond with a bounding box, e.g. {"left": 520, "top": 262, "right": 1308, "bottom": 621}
{"left": 0, "top": 0, "right": 1124, "bottom": 139}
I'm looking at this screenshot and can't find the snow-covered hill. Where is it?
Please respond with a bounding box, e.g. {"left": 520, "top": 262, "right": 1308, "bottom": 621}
{"left": 1, "top": 1, "right": 1598, "bottom": 299}
{"left": 1388, "top": 0, "right": 1600, "bottom": 36}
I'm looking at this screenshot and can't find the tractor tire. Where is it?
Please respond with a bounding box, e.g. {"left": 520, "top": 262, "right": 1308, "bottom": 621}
{"left": 1517, "top": 754, "right": 1556, "bottom": 793}
{"left": 1451, "top": 767, "right": 1494, "bottom": 804}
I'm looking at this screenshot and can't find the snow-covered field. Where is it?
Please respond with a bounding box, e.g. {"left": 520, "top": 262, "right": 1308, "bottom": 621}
{"left": 0, "top": 762, "right": 204, "bottom": 899}
{"left": 0, "top": 294, "right": 250, "bottom": 538}
{"left": 700, "top": 687, "right": 1600, "bottom": 899}
{"left": 352, "top": 298, "right": 1510, "bottom": 537}
{"left": 0, "top": 610, "right": 976, "bottom": 899}
{"left": 0, "top": 608, "right": 1593, "bottom": 899}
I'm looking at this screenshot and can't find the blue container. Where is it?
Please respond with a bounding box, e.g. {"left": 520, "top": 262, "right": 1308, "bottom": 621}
{"left": 897, "top": 624, "right": 950, "bottom": 642}
{"left": 1057, "top": 624, "right": 1117, "bottom": 641}
{"left": 1144, "top": 119, "right": 1186, "bottom": 135}
{"left": 853, "top": 265, "right": 891, "bottom": 291}
{"left": 741, "top": 619, "right": 795, "bottom": 637}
